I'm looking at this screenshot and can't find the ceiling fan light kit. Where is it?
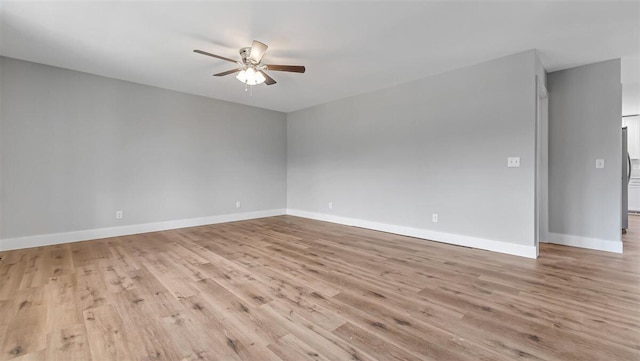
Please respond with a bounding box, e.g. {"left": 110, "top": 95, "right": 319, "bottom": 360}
{"left": 236, "top": 67, "right": 266, "bottom": 85}
{"left": 194, "top": 40, "right": 306, "bottom": 92}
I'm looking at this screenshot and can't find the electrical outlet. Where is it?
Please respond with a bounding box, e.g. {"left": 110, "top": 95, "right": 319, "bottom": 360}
{"left": 432, "top": 214, "right": 438, "bottom": 223}
{"left": 595, "top": 159, "right": 605, "bottom": 169}
{"left": 328, "top": 202, "right": 333, "bottom": 210}
{"left": 116, "top": 210, "right": 123, "bottom": 220}
{"left": 236, "top": 201, "right": 241, "bottom": 209}
{"left": 507, "top": 157, "right": 520, "bottom": 168}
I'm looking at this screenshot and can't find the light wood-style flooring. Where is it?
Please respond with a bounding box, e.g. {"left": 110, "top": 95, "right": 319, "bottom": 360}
{"left": 0, "top": 215, "right": 639, "bottom": 361}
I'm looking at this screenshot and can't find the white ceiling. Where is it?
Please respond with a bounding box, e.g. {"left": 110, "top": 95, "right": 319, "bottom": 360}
{"left": 1, "top": 1, "right": 638, "bottom": 113}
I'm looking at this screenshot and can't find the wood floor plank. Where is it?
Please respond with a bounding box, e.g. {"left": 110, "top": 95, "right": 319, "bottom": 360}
{"left": 192, "top": 277, "right": 288, "bottom": 347}
{"left": 6, "top": 349, "right": 45, "bottom": 361}
{"left": 140, "top": 258, "right": 200, "bottom": 300}
{"left": 46, "top": 274, "right": 83, "bottom": 333}
{"left": 160, "top": 308, "right": 241, "bottom": 361}
{"left": 1, "top": 287, "right": 48, "bottom": 359}
{"left": 17, "top": 252, "right": 46, "bottom": 290}
{"left": 0, "top": 301, "right": 10, "bottom": 328}
{"left": 327, "top": 291, "right": 511, "bottom": 361}
{"left": 260, "top": 301, "right": 379, "bottom": 361}
{"left": 122, "top": 266, "right": 184, "bottom": 319}
{"left": 74, "top": 264, "right": 109, "bottom": 312}
{"left": 110, "top": 290, "right": 183, "bottom": 361}
{"left": 1, "top": 214, "right": 639, "bottom": 360}
{"left": 107, "top": 243, "right": 142, "bottom": 272}
{"left": 462, "top": 310, "right": 638, "bottom": 361}
{"left": 267, "top": 333, "right": 332, "bottom": 361}
{"left": 236, "top": 243, "right": 343, "bottom": 297}
{"left": 83, "top": 305, "right": 136, "bottom": 361}
{"left": 99, "top": 260, "right": 138, "bottom": 295}
{"left": 332, "top": 322, "right": 425, "bottom": 361}
{"left": 70, "top": 241, "right": 112, "bottom": 268}
{"left": 44, "top": 323, "right": 92, "bottom": 361}
{"left": 177, "top": 294, "right": 285, "bottom": 361}
{"left": 0, "top": 255, "right": 27, "bottom": 301}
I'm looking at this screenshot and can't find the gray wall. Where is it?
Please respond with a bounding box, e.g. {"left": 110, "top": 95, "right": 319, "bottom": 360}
{"left": 535, "top": 53, "right": 549, "bottom": 249}
{"left": 0, "top": 56, "right": 287, "bottom": 239}
{"left": 548, "top": 59, "right": 622, "bottom": 242}
{"left": 287, "top": 51, "right": 538, "bottom": 246}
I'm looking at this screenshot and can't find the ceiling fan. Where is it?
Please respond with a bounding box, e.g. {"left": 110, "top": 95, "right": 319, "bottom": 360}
{"left": 193, "top": 40, "right": 306, "bottom": 88}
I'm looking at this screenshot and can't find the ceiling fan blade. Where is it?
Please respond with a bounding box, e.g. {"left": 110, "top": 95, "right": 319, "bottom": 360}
{"left": 264, "top": 64, "right": 306, "bottom": 73}
{"left": 249, "top": 40, "right": 268, "bottom": 64}
{"left": 213, "top": 68, "right": 244, "bottom": 77}
{"left": 259, "top": 71, "right": 277, "bottom": 85}
{"left": 193, "top": 50, "right": 240, "bottom": 64}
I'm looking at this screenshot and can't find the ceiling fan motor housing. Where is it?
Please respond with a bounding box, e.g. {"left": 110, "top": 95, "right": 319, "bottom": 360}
{"left": 239, "top": 47, "right": 255, "bottom": 65}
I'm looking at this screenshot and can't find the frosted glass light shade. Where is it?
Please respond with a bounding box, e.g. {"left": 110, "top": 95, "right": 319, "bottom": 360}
{"left": 236, "top": 67, "right": 266, "bottom": 85}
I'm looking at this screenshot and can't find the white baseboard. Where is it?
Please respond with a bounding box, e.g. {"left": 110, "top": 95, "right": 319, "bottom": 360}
{"left": 286, "top": 209, "right": 538, "bottom": 259}
{"left": 0, "top": 209, "right": 286, "bottom": 252}
{"left": 545, "top": 232, "right": 623, "bottom": 253}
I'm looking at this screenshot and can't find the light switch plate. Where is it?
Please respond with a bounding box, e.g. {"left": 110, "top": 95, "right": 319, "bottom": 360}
{"left": 596, "top": 159, "right": 605, "bottom": 169}
{"left": 507, "top": 157, "right": 520, "bottom": 168}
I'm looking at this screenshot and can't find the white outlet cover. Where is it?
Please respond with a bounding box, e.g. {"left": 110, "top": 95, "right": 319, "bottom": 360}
{"left": 507, "top": 157, "right": 520, "bottom": 168}
{"left": 432, "top": 214, "right": 438, "bottom": 222}
{"left": 596, "top": 159, "right": 605, "bottom": 168}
